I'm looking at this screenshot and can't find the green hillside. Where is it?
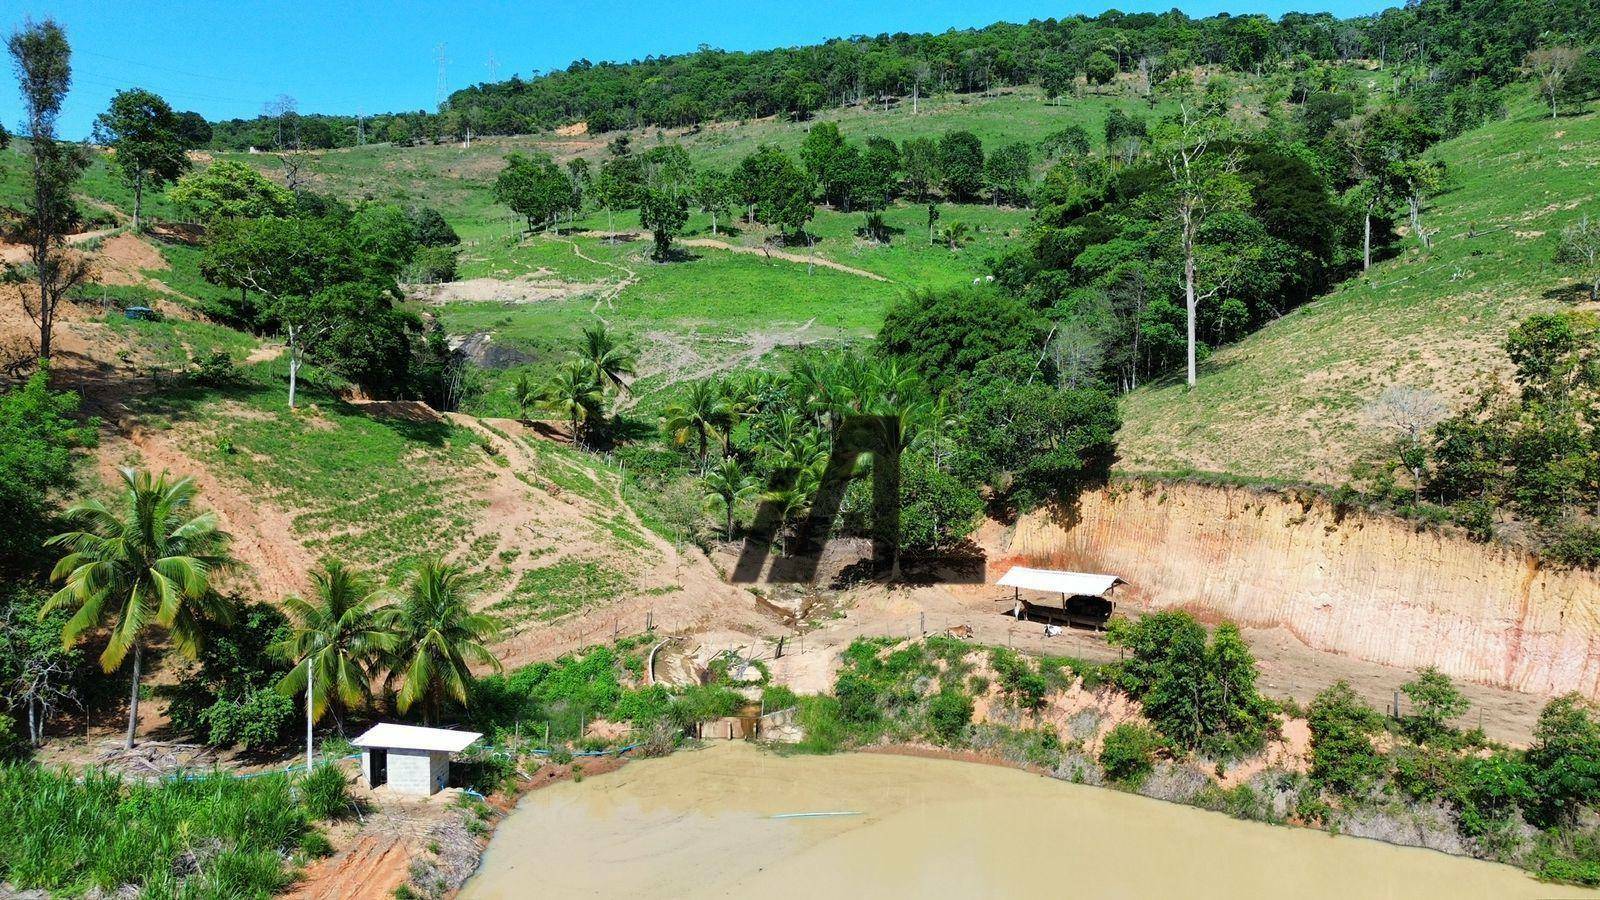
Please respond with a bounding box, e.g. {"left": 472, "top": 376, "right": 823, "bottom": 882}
{"left": 1117, "top": 92, "right": 1600, "bottom": 486}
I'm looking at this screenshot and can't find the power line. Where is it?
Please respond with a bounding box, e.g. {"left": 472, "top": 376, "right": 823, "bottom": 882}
{"left": 75, "top": 49, "right": 282, "bottom": 89}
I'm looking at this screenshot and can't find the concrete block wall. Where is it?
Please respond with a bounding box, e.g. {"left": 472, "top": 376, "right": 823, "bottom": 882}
{"left": 386, "top": 748, "right": 450, "bottom": 795}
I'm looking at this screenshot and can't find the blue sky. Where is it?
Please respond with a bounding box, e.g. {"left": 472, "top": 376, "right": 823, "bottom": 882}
{"left": 5, "top": 0, "right": 1393, "bottom": 139}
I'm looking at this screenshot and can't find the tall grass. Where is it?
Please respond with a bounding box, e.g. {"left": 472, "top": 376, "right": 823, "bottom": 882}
{"left": 0, "top": 764, "right": 330, "bottom": 898}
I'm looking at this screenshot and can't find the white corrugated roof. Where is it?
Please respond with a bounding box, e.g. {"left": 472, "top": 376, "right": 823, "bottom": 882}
{"left": 352, "top": 723, "right": 482, "bottom": 753}
{"left": 997, "top": 566, "right": 1123, "bottom": 597}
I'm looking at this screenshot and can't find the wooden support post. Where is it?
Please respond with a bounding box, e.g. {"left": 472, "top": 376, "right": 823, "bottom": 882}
{"left": 920, "top": 611, "right": 926, "bottom": 635}
{"left": 775, "top": 636, "right": 785, "bottom": 659}
{"left": 1393, "top": 690, "right": 1402, "bottom": 720}
{"left": 646, "top": 611, "right": 654, "bottom": 631}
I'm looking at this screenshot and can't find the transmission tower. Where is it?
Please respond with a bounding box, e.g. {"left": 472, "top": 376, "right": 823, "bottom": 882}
{"left": 487, "top": 51, "right": 500, "bottom": 83}
{"left": 356, "top": 105, "right": 365, "bottom": 145}
{"left": 435, "top": 42, "right": 449, "bottom": 110}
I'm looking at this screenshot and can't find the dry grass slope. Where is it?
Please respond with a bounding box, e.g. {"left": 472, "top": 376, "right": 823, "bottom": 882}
{"left": 1119, "top": 97, "right": 1600, "bottom": 485}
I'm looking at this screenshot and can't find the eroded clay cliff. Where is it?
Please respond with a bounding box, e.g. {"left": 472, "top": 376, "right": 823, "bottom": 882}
{"left": 997, "top": 481, "right": 1600, "bottom": 697}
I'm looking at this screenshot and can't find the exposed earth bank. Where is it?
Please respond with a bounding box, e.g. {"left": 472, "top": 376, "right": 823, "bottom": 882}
{"left": 1001, "top": 479, "right": 1600, "bottom": 697}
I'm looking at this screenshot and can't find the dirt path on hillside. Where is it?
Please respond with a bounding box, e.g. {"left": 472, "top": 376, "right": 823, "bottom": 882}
{"left": 100, "top": 425, "right": 317, "bottom": 599}
{"left": 451, "top": 415, "right": 776, "bottom": 668}
{"left": 554, "top": 235, "right": 637, "bottom": 319}
{"left": 681, "top": 237, "right": 889, "bottom": 280}
{"left": 576, "top": 230, "right": 889, "bottom": 281}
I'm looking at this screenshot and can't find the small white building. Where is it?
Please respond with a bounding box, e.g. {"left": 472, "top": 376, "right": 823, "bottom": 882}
{"left": 352, "top": 723, "right": 482, "bottom": 796}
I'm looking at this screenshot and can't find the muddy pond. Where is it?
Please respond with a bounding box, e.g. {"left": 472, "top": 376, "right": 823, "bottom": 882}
{"left": 460, "top": 742, "right": 1595, "bottom": 899}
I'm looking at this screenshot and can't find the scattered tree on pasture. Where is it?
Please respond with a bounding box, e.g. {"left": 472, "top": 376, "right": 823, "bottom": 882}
{"left": 168, "top": 159, "right": 293, "bottom": 221}
{"left": 936, "top": 130, "right": 985, "bottom": 201}
{"left": 640, "top": 185, "right": 689, "bottom": 260}
{"left": 93, "top": 88, "right": 191, "bottom": 230}
{"left": 5, "top": 17, "right": 90, "bottom": 365}
{"left": 1557, "top": 214, "right": 1600, "bottom": 301}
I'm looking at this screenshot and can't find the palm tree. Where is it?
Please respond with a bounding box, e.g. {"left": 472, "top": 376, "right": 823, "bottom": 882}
{"left": 578, "top": 323, "right": 636, "bottom": 396}
{"left": 387, "top": 559, "right": 501, "bottom": 726}
{"left": 856, "top": 394, "right": 931, "bottom": 582}
{"left": 761, "top": 465, "right": 821, "bottom": 556}
{"left": 273, "top": 560, "right": 396, "bottom": 770}
{"left": 44, "top": 468, "right": 234, "bottom": 749}
{"left": 510, "top": 370, "right": 540, "bottom": 420}
{"left": 662, "top": 380, "right": 728, "bottom": 470}
{"left": 544, "top": 361, "right": 603, "bottom": 445}
{"left": 939, "top": 220, "right": 971, "bottom": 250}
{"left": 702, "top": 457, "right": 757, "bottom": 538}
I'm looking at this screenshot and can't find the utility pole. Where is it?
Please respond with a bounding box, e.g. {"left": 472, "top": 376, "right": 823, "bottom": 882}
{"left": 306, "top": 662, "right": 315, "bottom": 773}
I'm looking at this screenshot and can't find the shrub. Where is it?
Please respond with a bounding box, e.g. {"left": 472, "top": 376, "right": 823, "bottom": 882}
{"left": 1525, "top": 694, "right": 1600, "bottom": 827}
{"left": 989, "top": 648, "right": 1048, "bottom": 711}
{"left": 1307, "top": 681, "right": 1386, "bottom": 797}
{"left": 299, "top": 763, "right": 352, "bottom": 820}
{"left": 410, "top": 245, "right": 458, "bottom": 283}
{"left": 1108, "top": 612, "right": 1271, "bottom": 755}
{"left": 1099, "top": 722, "right": 1163, "bottom": 787}
{"left": 192, "top": 350, "right": 241, "bottom": 386}
{"left": 761, "top": 684, "right": 798, "bottom": 712}
{"left": 927, "top": 690, "right": 974, "bottom": 745}
{"left": 1531, "top": 829, "right": 1600, "bottom": 886}
{"left": 1400, "top": 667, "right": 1469, "bottom": 744}
{"left": 198, "top": 688, "right": 296, "bottom": 751}
{"left": 835, "top": 672, "right": 882, "bottom": 725}
{"left": 1549, "top": 524, "right": 1600, "bottom": 568}
{"left": 1455, "top": 752, "right": 1532, "bottom": 838}
{"left": 1389, "top": 744, "right": 1462, "bottom": 803}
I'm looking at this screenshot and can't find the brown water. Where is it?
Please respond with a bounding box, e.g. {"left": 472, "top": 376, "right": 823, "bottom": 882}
{"left": 461, "top": 743, "right": 1595, "bottom": 899}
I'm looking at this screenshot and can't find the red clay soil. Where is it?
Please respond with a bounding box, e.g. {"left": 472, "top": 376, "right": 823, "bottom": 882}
{"left": 289, "top": 755, "right": 633, "bottom": 900}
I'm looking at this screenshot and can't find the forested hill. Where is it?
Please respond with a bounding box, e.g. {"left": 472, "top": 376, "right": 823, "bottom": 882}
{"left": 205, "top": 0, "right": 1600, "bottom": 150}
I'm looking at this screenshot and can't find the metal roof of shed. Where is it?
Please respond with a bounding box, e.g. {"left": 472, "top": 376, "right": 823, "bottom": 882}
{"left": 352, "top": 723, "right": 482, "bottom": 753}
{"left": 997, "top": 566, "right": 1123, "bottom": 597}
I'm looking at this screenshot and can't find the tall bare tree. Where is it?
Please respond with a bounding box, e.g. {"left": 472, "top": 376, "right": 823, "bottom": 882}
{"left": 1527, "top": 45, "right": 1582, "bottom": 120}
{"left": 1369, "top": 385, "right": 1448, "bottom": 488}
{"left": 6, "top": 18, "right": 89, "bottom": 366}
{"left": 1163, "top": 103, "right": 1246, "bottom": 388}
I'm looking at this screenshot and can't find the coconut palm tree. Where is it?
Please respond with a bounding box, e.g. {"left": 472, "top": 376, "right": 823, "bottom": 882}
{"left": 702, "top": 457, "right": 757, "bottom": 538}
{"left": 544, "top": 361, "right": 604, "bottom": 445}
{"left": 510, "top": 370, "right": 540, "bottom": 420}
{"left": 578, "top": 323, "right": 636, "bottom": 396}
{"left": 761, "top": 465, "right": 821, "bottom": 556}
{"left": 44, "top": 468, "right": 234, "bottom": 749}
{"left": 662, "top": 380, "right": 728, "bottom": 470}
{"left": 273, "top": 560, "right": 396, "bottom": 769}
{"left": 855, "top": 393, "right": 931, "bottom": 582}
{"left": 386, "top": 559, "right": 501, "bottom": 726}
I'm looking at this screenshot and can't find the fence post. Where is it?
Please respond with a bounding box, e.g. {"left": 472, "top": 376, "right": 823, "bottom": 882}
{"left": 646, "top": 611, "right": 653, "bottom": 631}
{"left": 920, "top": 611, "right": 926, "bottom": 635}
{"left": 775, "top": 636, "right": 785, "bottom": 659}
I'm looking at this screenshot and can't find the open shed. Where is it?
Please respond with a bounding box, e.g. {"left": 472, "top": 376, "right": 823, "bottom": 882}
{"left": 998, "top": 566, "right": 1125, "bottom": 630}
{"left": 352, "top": 723, "right": 481, "bottom": 796}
